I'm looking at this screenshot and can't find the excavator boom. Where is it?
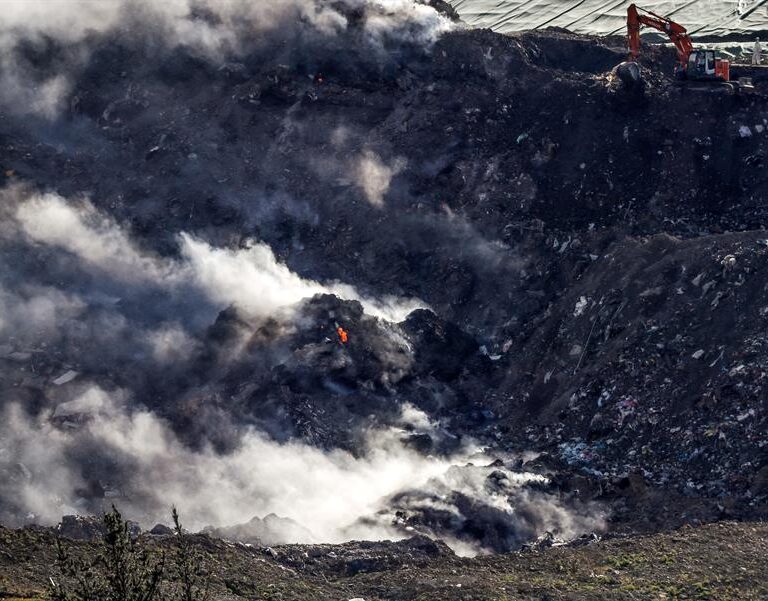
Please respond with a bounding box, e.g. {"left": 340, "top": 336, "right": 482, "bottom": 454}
{"left": 627, "top": 3, "right": 693, "bottom": 67}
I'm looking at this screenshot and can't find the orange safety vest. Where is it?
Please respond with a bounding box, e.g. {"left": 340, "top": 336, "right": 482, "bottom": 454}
{"left": 337, "top": 326, "right": 348, "bottom": 344}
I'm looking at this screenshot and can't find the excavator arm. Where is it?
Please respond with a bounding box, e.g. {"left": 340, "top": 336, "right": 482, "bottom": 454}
{"left": 627, "top": 3, "right": 694, "bottom": 67}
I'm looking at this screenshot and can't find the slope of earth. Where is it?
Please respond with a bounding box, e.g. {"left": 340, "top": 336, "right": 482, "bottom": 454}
{"left": 2, "top": 522, "right": 768, "bottom": 600}
{"left": 1, "top": 0, "right": 768, "bottom": 544}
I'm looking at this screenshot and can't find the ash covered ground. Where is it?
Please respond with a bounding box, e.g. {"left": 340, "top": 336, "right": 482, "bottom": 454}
{"left": 1, "top": 0, "right": 767, "bottom": 558}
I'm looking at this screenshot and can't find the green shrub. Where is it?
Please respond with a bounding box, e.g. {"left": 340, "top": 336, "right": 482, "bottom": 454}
{"left": 49, "top": 506, "right": 209, "bottom": 601}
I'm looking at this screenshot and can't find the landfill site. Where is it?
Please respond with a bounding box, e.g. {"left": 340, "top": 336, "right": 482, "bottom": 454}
{"left": 1, "top": 0, "right": 768, "bottom": 599}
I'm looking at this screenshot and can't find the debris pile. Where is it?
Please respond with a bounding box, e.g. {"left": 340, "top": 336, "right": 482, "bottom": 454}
{"left": 0, "top": 0, "right": 767, "bottom": 548}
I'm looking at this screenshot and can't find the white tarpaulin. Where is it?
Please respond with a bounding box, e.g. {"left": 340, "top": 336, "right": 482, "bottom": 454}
{"left": 448, "top": 0, "right": 768, "bottom": 38}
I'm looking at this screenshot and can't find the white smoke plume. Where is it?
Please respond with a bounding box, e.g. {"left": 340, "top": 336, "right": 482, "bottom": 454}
{"left": 372, "top": 459, "right": 607, "bottom": 555}
{"left": 146, "top": 323, "right": 201, "bottom": 363}
{"left": 0, "top": 0, "right": 455, "bottom": 119}
{"left": 0, "top": 394, "right": 455, "bottom": 540}
{"left": 0, "top": 186, "right": 604, "bottom": 554}
{"left": 0, "top": 392, "right": 604, "bottom": 555}
{"left": 355, "top": 150, "right": 406, "bottom": 208}
{"left": 0, "top": 0, "right": 452, "bottom": 48}
{"left": 0, "top": 284, "right": 86, "bottom": 345}
{"left": 13, "top": 190, "right": 423, "bottom": 322}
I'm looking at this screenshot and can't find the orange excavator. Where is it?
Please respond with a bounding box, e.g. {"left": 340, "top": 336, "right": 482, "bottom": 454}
{"left": 626, "top": 3, "right": 750, "bottom": 91}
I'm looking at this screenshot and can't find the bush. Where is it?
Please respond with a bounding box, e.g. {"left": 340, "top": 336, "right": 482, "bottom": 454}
{"left": 49, "top": 506, "right": 209, "bottom": 601}
{"left": 170, "top": 507, "right": 210, "bottom": 601}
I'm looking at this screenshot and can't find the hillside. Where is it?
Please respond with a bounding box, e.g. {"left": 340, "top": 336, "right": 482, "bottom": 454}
{"left": 0, "top": 0, "right": 766, "bottom": 576}
{"left": 2, "top": 522, "right": 768, "bottom": 600}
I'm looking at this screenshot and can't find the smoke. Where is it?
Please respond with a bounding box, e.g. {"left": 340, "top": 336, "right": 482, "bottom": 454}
{"left": 16, "top": 193, "right": 176, "bottom": 286}
{"left": 0, "top": 285, "right": 86, "bottom": 346}
{"left": 0, "top": 0, "right": 604, "bottom": 556}
{"left": 180, "top": 234, "right": 424, "bottom": 322}
{"left": 0, "top": 394, "right": 603, "bottom": 555}
{"left": 369, "top": 461, "right": 606, "bottom": 555}
{"left": 355, "top": 150, "right": 406, "bottom": 208}
{"left": 0, "top": 0, "right": 452, "bottom": 49}
{"left": 0, "top": 185, "right": 602, "bottom": 553}
{"left": 11, "top": 189, "right": 422, "bottom": 322}
{"left": 0, "top": 0, "right": 454, "bottom": 119}
{"left": 0, "top": 394, "right": 450, "bottom": 537}
{"left": 146, "top": 323, "right": 200, "bottom": 363}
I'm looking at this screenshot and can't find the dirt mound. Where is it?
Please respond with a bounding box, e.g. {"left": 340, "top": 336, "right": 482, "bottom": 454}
{"left": 516, "top": 30, "right": 628, "bottom": 74}
{"left": 492, "top": 230, "right": 768, "bottom": 516}
{"left": 1, "top": 4, "right": 767, "bottom": 545}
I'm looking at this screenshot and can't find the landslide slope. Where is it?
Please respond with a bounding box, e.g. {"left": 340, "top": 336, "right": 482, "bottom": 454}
{"left": 2, "top": 10, "right": 768, "bottom": 530}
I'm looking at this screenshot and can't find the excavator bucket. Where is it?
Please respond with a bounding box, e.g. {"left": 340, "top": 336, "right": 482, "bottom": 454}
{"left": 613, "top": 61, "right": 642, "bottom": 87}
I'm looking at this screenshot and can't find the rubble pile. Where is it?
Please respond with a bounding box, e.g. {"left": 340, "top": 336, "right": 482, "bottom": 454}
{"left": 263, "top": 535, "right": 452, "bottom": 576}
{"left": 490, "top": 230, "right": 768, "bottom": 518}
{"left": 174, "top": 294, "right": 485, "bottom": 451}
{"left": 203, "top": 514, "right": 313, "bottom": 547}
{"left": 0, "top": 0, "right": 767, "bottom": 548}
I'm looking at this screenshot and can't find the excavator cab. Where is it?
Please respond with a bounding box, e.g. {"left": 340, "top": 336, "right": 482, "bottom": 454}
{"left": 686, "top": 49, "right": 730, "bottom": 81}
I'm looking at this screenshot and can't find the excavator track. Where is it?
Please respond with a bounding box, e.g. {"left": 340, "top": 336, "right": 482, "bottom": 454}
{"left": 672, "top": 80, "right": 735, "bottom": 95}
{"left": 668, "top": 80, "right": 768, "bottom": 100}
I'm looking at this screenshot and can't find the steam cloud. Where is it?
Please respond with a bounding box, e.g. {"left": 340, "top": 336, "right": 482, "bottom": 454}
{"left": 0, "top": 185, "right": 602, "bottom": 554}
{"left": 0, "top": 0, "right": 603, "bottom": 556}
{"left": 0, "top": 0, "right": 455, "bottom": 119}
{"left": 1, "top": 392, "right": 603, "bottom": 555}
{"left": 12, "top": 189, "right": 422, "bottom": 322}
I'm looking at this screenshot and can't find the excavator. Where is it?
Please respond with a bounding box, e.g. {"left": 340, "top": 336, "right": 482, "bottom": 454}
{"left": 626, "top": 3, "right": 752, "bottom": 92}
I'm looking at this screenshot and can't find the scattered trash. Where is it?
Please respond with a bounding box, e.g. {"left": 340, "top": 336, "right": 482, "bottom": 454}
{"left": 721, "top": 254, "right": 737, "bottom": 270}
{"left": 2, "top": 17, "right": 768, "bottom": 543}
{"left": 616, "top": 398, "right": 638, "bottom": 426}
{"left": 573, "top": 296, "right": 589, "bottom": 317}
{"left": 52, "top": 370, "right": 79, "bottom": 386}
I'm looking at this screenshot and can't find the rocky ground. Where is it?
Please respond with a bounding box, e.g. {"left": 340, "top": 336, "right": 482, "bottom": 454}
{"left": 1, "top": 0, "right": 768, "bottom": 578}
{"left": 2, "top": 521, "right": 768, "bottom": 600}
